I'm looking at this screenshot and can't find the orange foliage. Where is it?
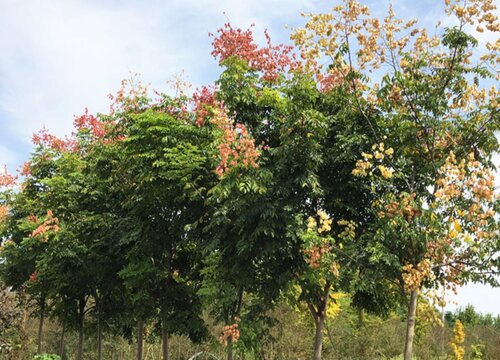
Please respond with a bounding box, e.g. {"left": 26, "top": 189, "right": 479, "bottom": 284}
{"left": 211, "top": 23, "right": 299, "bottom": 82}
{"left": 210, "top": 108, "right": 260, "bottom": 177}
{"left": 0, "top": 165, "right": 17, "bottom": 187}
{"left": 31, "top": 210, "right": 59, "bottom": 242}
{"left": 0, "top": 205, "right": 8, "bottom": 223}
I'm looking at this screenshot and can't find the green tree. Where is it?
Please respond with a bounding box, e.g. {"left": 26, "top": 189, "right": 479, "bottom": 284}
{"left": 293, "top": 1, "right": 500, "bottom": 359}
{"left": 116, "top": 91, "right": 214, "bottom": 359}
{"left": 204, "top": 24, "right": 374, "bottom": 360}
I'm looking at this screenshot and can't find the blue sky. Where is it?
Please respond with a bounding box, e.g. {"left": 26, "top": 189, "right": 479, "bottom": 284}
{"left": 1, "top": 0, "right": 499, "bottom": 314}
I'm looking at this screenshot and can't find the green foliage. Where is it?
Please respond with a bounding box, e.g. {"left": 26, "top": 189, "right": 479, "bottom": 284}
{"left": 1, "top": 2, "right": 499, "bottom": 359}
{"left": 33, "top": 354, "right": 61, "bottom": 360}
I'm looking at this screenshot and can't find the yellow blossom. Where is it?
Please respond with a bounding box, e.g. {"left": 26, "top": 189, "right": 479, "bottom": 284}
{"left": 307, "top": 216, "right": 317, "bottom": 231}
{"left": 450, "top": 320, "right": 465, "bottom": 360}
{"left": 374, "top": 151, "right": 384, "bottom": 160}
{"left": 378, "top": 165, "right": 393, "bottom": 179}
{"left": 318, "top": 210, "right": 332, "bottom": 233}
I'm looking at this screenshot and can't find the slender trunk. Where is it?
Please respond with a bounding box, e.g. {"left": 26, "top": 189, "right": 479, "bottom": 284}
{"left": 137, "top": 321, "right": 144, "bottom": 360}
{"left": 227, "top": 335, "right": 233, "bottom": 360}
{"left": 77, "top": 315, "right": 85, "bottom": 360}
{"left": 308, "top": 282, "right": 330, "bottom": 360}
{"left": 404, "top": 289, "right": 419, "bottom": 360}
{"left": 76, "top": 300, "right": 85, "bottom": 360}
{"left": 227, "top": 288, "right": 242, "bottom": 360}
{"left": 97, "top": 315, "right": 103, "bottom": 360}
{"left": 441, "top": 285, "right": 446, "bottom": 356}
{"left": 36, "top": 301, "right": 45, "bottom": 355}
{"left": 59, "top": 321, "right": 66, "bottom": 357}
{"left": 357, "top": 308, "right": 364, "bottom": 328}
{"left": 313, "top": 314, "right": 325, "bottom": 360}
{"left": 358, "top": 309, "right": 366, "bottom": 357}
{"left": 257, "top": 347, "right": 265, "bottom": 360}
{"left": 16, "top": 307, "right": 29, "bottom": 360}
{"left": 161, "top": 319, "right": 169, "bottom": 360}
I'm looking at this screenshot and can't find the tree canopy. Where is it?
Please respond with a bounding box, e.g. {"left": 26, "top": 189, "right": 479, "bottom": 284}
{"left": 1, "top": 1, "right": 498, "bottom": 359}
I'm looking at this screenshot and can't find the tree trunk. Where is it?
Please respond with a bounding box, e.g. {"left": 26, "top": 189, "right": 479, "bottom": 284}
{"left": 313, "top": 314, "right": 325, "bottom": 360}
{"left": 161, "top": 320, "right": 169, "bottom": 360}
{"left": 256, "top": 347, "right": 265, "bottom": 360}
{"left": 358, "top": 308, "right": 365, "bottom": 328}
{"left": 97, "top": 316, "right": 103, "bottom": 360}
{"left": 76, "top": 300, "right": 85, "bottom": 360}
{"left": 227, "top": 335, "right": 233, "bottom": 360}
{"left": 77, "top": 316, "right": 85, "bottom": 360}
{"left": 137, "top": 321, "right": 144, "bottom": 360}
{"left": 357, "top": 309, "right": 366, "bottom": 357}
{"left": 440, "top": 285, "right": 446, "bottom": 356}
{"left": 404, "top": 289, "right": 419, "bottom": 360}
{"left": 16, "top": 306, "right": 29, "bottom": 360}
{"left": 308, "top": 282, "right": 330, "bottom": 360}
{"left": 36, "top": 301, "right": 45, "bottom": 355}
{"left": 59, "top": 321, "right": 66, "bottom": 357}
{"left": 227, "top": 288, "right": 242, "bottom": 360}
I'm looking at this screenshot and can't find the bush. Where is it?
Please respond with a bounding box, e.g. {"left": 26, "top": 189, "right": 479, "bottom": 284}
{"left": 33, "top": 354, "right": 61, "bottom": 360}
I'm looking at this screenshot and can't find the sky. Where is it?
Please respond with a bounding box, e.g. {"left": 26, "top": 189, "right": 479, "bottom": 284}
{"left": 0, "top": 0, "right": 499, "bottom": 314}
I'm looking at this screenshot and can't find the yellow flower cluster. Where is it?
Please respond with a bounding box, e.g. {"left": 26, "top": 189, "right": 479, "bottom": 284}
{"left": 338, "top": 219, "right": 357, "bottom": 240}
{"left": 427, "top": 152, "right": 498, "bottom": 292}
{"left": 449, "top": 319, "right": 465, "bottom": 360}
{"left": 448, "top": 83, "right": 499, "bottom": 118}
{"left": 352, "top": 143, "right": 394, "bottom": 178}
{"left": 378, "top": 193, "right": 421, "bottom": 222}
{"left": 293, "top": 0, "right": 499, "bottom": 121}
{"left": 446, "top": 0, "right": 499, "bottom": 32}
{"left": 378, "top": 165, "right": 393, "bottom": 179}
{"left": 417, "top": 298, "right": 444, "bottom": 329}
{"left": 352, "top": 159, "right": 371, "bottom": 177}
{"left": 325, "top": 292, "right": 345, "bottom": 319}
{"left": 435, "top": 151, "right": 497, "bottom": 202}
{"left": 307, "top": 210, "right": 333, "bottom": 233}
{"left": 330, "top": 262, "right": 340, "bottom": 278}
{"left": 434, "top": 151, "right": 498, "bottom": 247}
{"left": 304, "top": 211, "right": 334, "bottom": 269}
{"left": 307, "top": 216, "right": 317, "bottom": 231}
{"left": 317, "top": 210, "right": 332, "bottom": 233}
{"left": 291, "top": 0, "right": 444, "bottom": 89}
{"left": 402, "top": 259, "right": 434, "bottom": 291}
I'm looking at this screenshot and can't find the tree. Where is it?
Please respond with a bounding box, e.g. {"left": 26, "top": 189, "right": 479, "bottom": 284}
{"left": 115, "top": 89, "right": 213, "bottom": 359}
{"left": 204, "top": 23, "right": 375, "bottom": 360}
{"left": 1, "top": 107, "right": 129, "bottom": 360}
{"left": 292, "top": 0, "right": 499, "bottom": 358}
{"left": 0, "top": 153, "right": 62, "bottom": 356}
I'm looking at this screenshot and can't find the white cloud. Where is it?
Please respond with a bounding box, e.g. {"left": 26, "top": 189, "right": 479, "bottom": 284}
{"left": 0, "top": 0, "right": 328, "bottom": 154}
{"left": 447, "top": 283, "right": 500, "bottom": 315}
{"left": 0, "top": 144, "right": 21, "bottom": 171}
{"left": 1, "top": 0, "right": 187, "bottom": 139}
